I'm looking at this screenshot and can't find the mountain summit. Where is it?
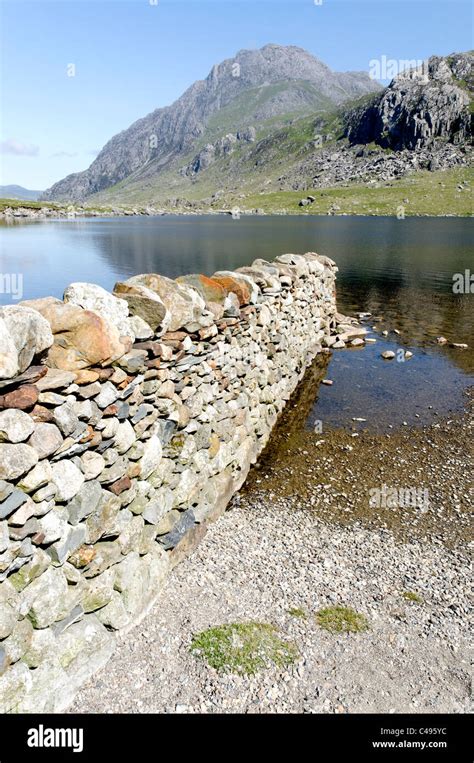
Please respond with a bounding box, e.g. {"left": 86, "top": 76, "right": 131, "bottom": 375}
{"left": 42, "top": 44, "right": 380, "bottom": 202}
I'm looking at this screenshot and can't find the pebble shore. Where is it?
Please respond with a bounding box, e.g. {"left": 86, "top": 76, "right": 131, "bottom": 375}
{"left": 70, "top": 400, "right": 473, "bottom": 714}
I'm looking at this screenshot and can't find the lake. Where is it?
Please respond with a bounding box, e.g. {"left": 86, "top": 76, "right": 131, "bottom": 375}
{"left": 1, "top": 215, "right": 472, "bottom": 430}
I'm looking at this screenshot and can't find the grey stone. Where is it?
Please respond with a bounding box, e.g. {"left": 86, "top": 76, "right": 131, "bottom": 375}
{"left": 37, "top": 391, "right": 68, "bottom": 406}
{"left": 51, "top": 604, "right": 84, "bottom": 635}
{"left": 28, "top": 423, "right": 63, "bottom": 459}
{"left": 0, "top": 487, "right": 28, "bottom": 519}
{"left": 35, "top": 368, "right": 76, "bottom": 392}
{"left": 142, "top": 487, "right": 174, "bottom": 525}
{"left": 0, "top": 520, "right": 8, "bottom": 552}
{"left": 83, "top": 541, "right": 122, "bottom": 578}
{"left": 20, "top": 566, "right": 69, "bottom": 628}
{"left": 0, "top": 443, "right": 38, "bottom": 480}
{"left": 63, "top": 282, "right": 134, "bottom": 340}
{"left": 18, "top": 460, "right": 53, "bottom": 493}
{"left": 0, "top": 316, "right": 19, "bottom": 380}
{"left": 47, "top": 524, "right": 87, "bottom": 565}
{"left": 8, "top": 548, "right": 51, "bottom": 591}
{"left": 37, "top": 507, "right": 68, "bottom": 544}
{"left": 66, "top": 480, "right": 103, "bottom": 524}
{"left": 79, "top": 451, "right": 106, "bottom": 481}
{"left": 128, "top": 314, "right": 153, "bottom": 340}
{"left": 0, "top": 409, "right": 35, "bottom": 443}
{"left": 8, "top": 517, "right": 39, "bottom": 541}
{"left": 53, "top": 403, "right": 80, "bottom": 436}
{"left": 0, "top": 305, "right": 53, "bottom": 373}
{"left": 82, "top": 569, "right": 115, "bottom": 612}
{"left": 22, "top": 628, "right": 57, "bottom": 668}
{"left": 114, "top": 420, "right": 136, "bottom": 454}
{"left": 51, "top": 460, "right": 85, "bottom": 501}
{"left": 78, "top": 381, "right": 102, "bottom": 399}
{"left": 8, "top": 496, "right": 37, "bottom": 525}
{"left": 95, "top": 381, "right": 118, "bottom": 409}
{"left": 0, "top": 661, "right": 32, "bottom": 713}
{"left": 0, "top": 581, "right": 19, "bottom": 639}
{"left": 1, "top": 618, "right": 33, "bottom": 664}
{"left": 98, "top": 455, "right": 128, "bottom": 485}
{"left": 158, "top": 508, "right": 196, "bottom": 550}
{"left": 139, "top": 435, "right": 162, "bottom": 478}
{"left": 95, "top": 590, "right": 131, "bottom": 629}
{"left": 113, "top": 547, "right": 169, "bottom": 616}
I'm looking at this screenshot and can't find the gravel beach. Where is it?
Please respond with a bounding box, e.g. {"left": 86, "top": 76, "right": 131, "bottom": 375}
{"left": 70, "top": 391, "right": 473, "bottom": 714}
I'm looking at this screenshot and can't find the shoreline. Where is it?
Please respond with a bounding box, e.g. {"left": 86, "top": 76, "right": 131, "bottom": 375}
{"left": 69, "top": 402, "right": 473, "bottom": 713}
{"left": 1, "top": 206, "right": 472, "bottom": 221}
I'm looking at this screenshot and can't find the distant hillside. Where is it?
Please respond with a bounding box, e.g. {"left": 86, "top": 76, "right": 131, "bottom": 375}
{"left": 0, "top": 185, "right": 43, "bottom": 201}
{"left": 42, "top": 48, "right": 472, "bottom": 211}
{"left": 42, "top": 44, "right": 380, "bottom": 202}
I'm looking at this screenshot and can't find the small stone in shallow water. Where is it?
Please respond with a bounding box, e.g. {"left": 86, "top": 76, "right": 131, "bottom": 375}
{"left": 321, "top": 379, "right": 333, "bottom": 386}
{"left": 436, "top": 336, "right": 448, "bottom": 345}
{"left": 381, "top": 351, "right": 395, "bottom": 359}
{"left": 450, "top": 343, "right": 468, "bottom": 349}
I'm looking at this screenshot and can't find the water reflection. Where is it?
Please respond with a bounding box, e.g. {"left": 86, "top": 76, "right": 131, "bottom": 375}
{"left": 1, "top": 214, "right": 472, "bottom": 381}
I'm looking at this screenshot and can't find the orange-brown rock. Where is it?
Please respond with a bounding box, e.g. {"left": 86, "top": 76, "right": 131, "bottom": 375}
{"left": 27, "top": 301, "right": 131, "bottom": 371}
{"left": 176, "top": 274, "right": 226, "bottom": 304}
{"left": 0, "top": 385, "right": 39, "bottom": 410}
{"left": 75, "top": 369, "right": 100, "bottom": 385}
{"left": 211, "top": 275, "right": 251, "bottom": 306}
{"left": 30, "top": 404, "right": 54, "bottom": 423}
{"left": 109, "top": 476, "right": 132, "bottom": 495}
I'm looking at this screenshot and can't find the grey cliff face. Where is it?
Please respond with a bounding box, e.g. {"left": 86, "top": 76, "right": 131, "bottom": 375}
{"left": 345, "top": 53, "right": 473, "bottom": 151}
{"left": 42, "top": 44, "right": 380, "bottom": 202}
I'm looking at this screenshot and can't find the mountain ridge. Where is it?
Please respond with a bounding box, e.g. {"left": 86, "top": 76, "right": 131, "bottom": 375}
{"left": 41, "top": 44, "right": 381, "bottom": 202}
{"left": 0, "top": 185, "right": 43, "bottom": 201}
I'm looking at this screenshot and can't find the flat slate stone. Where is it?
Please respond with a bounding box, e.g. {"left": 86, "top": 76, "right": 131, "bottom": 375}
{"left": 158, "top": 508, "right": 195, "bottom": 551}
{"left": 0, "top": 366, "right": 47, "bottom": 391}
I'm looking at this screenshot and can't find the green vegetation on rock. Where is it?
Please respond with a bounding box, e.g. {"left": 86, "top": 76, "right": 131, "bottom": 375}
{"left": 401, "top": 591, "right": 424, "bottom": 603}
{"left": 190, "top": 621, "right": 299, "bottom": 674}
{"left": 315, "top": 606, "right": 369, "bottom": 634}
{"left": 287, "top": 607, "right": 307, "bottom": 619}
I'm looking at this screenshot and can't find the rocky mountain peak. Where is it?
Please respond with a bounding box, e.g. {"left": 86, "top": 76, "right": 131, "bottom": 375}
{"left": 42, "top": 44, "right": 381, "bottom": 202}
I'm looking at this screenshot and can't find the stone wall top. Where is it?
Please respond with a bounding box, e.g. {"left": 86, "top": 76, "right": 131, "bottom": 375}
{"left": 0, "top": 252, "right": 337, "bottom": 384}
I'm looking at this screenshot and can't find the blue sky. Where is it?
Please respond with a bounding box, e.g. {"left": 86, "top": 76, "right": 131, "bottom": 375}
{"left": 1, "top": 0, "right": 472, "bottom": 189}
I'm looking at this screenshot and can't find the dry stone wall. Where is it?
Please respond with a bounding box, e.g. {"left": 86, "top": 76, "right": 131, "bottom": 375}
{"left": 0, "top": 252, "right": 337, "bottom": 712}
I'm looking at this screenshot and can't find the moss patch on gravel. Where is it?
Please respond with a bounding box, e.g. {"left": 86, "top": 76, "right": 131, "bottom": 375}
{"left": 190, "top": 622, "right": 299, "bottom": 674}
{"left": 288, "top": 607, "right": 307, "bottom": 619}
{"left": 316, "top": 606, "right": 369, "bottom": 633}
{"left": 402, "top": 591, "right": 424, "bottom": 603}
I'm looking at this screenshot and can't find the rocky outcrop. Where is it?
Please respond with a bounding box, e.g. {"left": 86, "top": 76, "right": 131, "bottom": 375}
{"left": 0, "top": 252, "right": 339, "bottom": 712}
{"left": 182, "top": 127, "right": 257, "bottom": 176}
{"left": 345, "top": 53, "right": 473, "bottom": 151}
{"left": 41, "top": 44, "right": 380, "bottom": 202}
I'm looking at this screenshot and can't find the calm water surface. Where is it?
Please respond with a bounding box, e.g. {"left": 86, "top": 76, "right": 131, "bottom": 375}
{"left": 1, "top": 215, "right": 472, "bottom": 430}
